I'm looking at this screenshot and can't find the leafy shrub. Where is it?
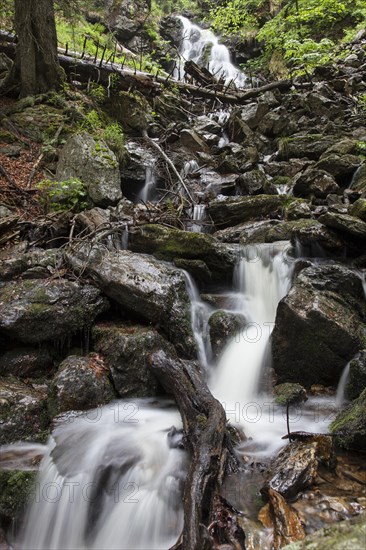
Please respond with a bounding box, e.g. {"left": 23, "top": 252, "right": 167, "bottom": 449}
{"left": 103, "top": 122, "right": 125, "bottom": 157}
{"left": 37, "top": 178, "right": 87, "bottom": 212}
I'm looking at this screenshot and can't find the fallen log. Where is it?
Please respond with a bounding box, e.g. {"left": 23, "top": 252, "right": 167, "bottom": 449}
{"left": 148, "top": 350, "right": 244, "bottom": 550}
{"left": 184, "top": 60, "right": 217, "bottom": 87}
{"left": 0, "top": 32, "right": 291, "bottom": 104}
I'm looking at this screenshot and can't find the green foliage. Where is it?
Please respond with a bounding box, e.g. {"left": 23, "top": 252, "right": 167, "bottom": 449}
{"left": 87, "top": 82, "right": 106, "bottom": 104}
{"left": 209, "top": 0, "right": 266, "bottom": 37}
{"left": 284, "top": 38, "right": 335, "bottom": 76}
{"left": 103, "top": 122, "right": 125, "bottom": 157}
{"left": 37, "top": 178, "right": 88, "bottom": 213}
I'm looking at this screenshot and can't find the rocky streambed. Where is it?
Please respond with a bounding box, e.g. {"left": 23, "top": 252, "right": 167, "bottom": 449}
{"left": 0, "top": 19, "right": 366, "bottom": 550}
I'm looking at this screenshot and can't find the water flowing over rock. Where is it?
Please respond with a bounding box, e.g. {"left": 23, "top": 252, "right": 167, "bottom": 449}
{"left": 330, "top": 388, "right": 366, "bottom": 451}
{"left": 0, "top": 279, "right": 108, "bottom": 344}
{"left": 272, "top": 264, "right": 366, "bottom": 387}
{"left": 56, "top": 133, "right": 122, "bottom": 207}
{"left": 65, "top": 244, "right": 196, "bottom": 357}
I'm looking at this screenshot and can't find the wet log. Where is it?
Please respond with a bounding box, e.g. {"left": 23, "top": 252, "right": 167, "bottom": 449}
{"left": 184, "top": 60, "right": 216, "bottom": 86}
{"left": 148, "top": 350, "right": 244, "bottom": 550}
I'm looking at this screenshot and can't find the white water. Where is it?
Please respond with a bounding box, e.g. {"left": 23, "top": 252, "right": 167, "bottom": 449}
{"left": 138, "top": 165, "right": 156, "bottom": 203}
{"left": 189, "top": 204, "right": 206, "bottom": 232}
{"left": 176, "top": 16, "right": 248, "bottom": 88}
{"left": 335, "top": 362, "right": 351, "bottom": 407}
{"left": 20, "top": 402, "right": 185, "bottom": 550}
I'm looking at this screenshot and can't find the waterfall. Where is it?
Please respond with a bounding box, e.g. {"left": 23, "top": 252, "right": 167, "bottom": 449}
{"left": 189, "top": 204, "right": 206, "bottom": 233}
{"left": 139, "top": 165, "right": 156, "bottom": 203}
{"left": 19, "top": 401, "right": 185, "bottom": 550}
{"left": 184, "top": 271, "right": 212, "bottom": 368}
{"left": 210, "top": 243, "right": 293, "bottom": 404}
{"left": 335, "top": 362, "right": 351, "bottom": 407}
{"left": 176, "top": 16, "right": 248, "bottom": 88}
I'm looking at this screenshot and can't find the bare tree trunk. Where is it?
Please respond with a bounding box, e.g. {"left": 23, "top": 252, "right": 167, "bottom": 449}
{"left": 3, "top": 0, "right": 61, "bottom": 96}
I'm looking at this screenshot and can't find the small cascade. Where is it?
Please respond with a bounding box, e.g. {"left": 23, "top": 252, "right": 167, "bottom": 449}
{"left": 19, "top": 401, "right": 186, "bottom": 550}
{"left": 121, "top": 223, "right": 129, "bottom": 250}
{"left": 184, "top": 271, "right": 212, "bottom": 369}
{"left": 336, "top": 362, "right": 351, "bottom": 407}
{"left": 189, "top": 204, "right": 206, "bottom": 233}
{"left": 182, "top": 159, "right": 199, "bottom": 177}
{"left": 176, "top": 16, "right": 248, "bottom": 88}
{"left": 211, "top": 243, "right": 293, "bottom": 405}
{"left": 277, "top": 184, "right": 290, "bottom": 195}
{"left": 139, "top": 165, "right": 156, "bottom": 203}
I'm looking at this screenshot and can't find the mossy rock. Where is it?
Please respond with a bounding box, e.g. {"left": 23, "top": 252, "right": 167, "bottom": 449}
{"left": 282, "top": 513, "right": 366, "bottom": 549}
{"left": 0, "top": 470, "right": 37, "bottom": 521}
{"left": 349, "top": 198, "right": 366, "bottom": 222}
{"left": 273, "top": 383, "right": 307, "bottom": 406}
{"left": 346, "top": 351, "right": 366, "bottom": 400}
{"left": 104, "top": 92, "right": 151, "bottom": 136}
{"left": 330, "top": 387, "right": 366, "bottom": 451}
{"left": 208, "top": 310, "right": 247, "bottom": 358}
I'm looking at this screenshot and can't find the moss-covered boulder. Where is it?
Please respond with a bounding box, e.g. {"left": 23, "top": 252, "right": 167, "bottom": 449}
{"left": 272, "top": 264, "right": 366, "bottom": 387}
{"left": 349, "top": 198, "right": 366, "bottom": 222}
{"left": 0, "top": 378, "right": 49, "bottom": 444}
{"left": 277, "top": 135, "right": 338, "bottom": 161}
{"left": 273, "top": 383, "right": 307, "bottom": 406}
{"left": 128, "top": 224, "right": 236, "bottom": 283}
{"left": 350, "top": 162, "right": 366, "bottom": 197}
{"left": 290, "top": 219, "right": 345, "bottom": 255}
{"left": 0, "top": 247, "right": 62, "bottom": 281}
{"left": 292, "top": 169, "right": 339, "bottom": 198}
{"left": 314, "top": 154, "right": 359, "bottom": 185}
{"left": 319, "top": 211, "right": 366, "bottom": 239}
{"left": 56, "top": 132, "right": 122, "bottom": 207}
{"left": 208, "top": 310, "right": 247, "bottom": 359}
{"left": 346, "top": 351, "right": 366, "bottom": 401}
{"left": 282, "top": 513, "right": 366, "bottom": 550}
{"left": 105, "top": 92, "right": 151, "bottom": 136}
{"left": 285, "top": 200, "right": 312, "bottom": 221}
{"left": 215, "top": 219, "right": 280, "bottom": 244}
{"left": 66, "top": 244, "right": 196, "bottom": 358}
{"left": 330, "top": 388, "right": 366, "bottom": 451}
{"left": 0, "top": 470, "right": 37, "bottom": 522}
{"left": 0, "top": 279, "right": 108, "bottom": 344}
{"left": 48, "top": 354, "right": 115, "bottom": 416}
{"left": 207, "top": 195, "right": 289, "bottom": 229}
{"left": 93, "top": 322, "right": 174, "bottom": 397}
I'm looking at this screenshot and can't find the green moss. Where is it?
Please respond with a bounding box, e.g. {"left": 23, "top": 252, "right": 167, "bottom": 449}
{"left": 330, "top": 388, "right": 366, "bottom": 451}
{"left": 0, "top": 470, "right": 37, "bottom": 519}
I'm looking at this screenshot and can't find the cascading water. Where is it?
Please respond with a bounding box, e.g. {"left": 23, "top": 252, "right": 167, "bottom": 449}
{"left": 176, "top": 16, "right": 248, "bottom": 88}
{"left": 335, "top": 361, "right": 351, "bottom": 407}
{"left": 19, "top": 401, "right": 185, "bottom": 550}
{"left": 139, "top": 165, "right": 156, "bottom": 203}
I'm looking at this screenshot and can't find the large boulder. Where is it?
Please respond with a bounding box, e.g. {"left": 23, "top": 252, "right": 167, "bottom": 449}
{"left": 93, "top": 322, "right": 174, "bottom": 397}
{"left": 104, "top": 92, "right": 151, "bottom": 136}
{"left": 272, "top": 264, "right": 366, "bottom": 387}
{"left": 330, "top": 388, "right": 366, "bottom": 451}
{"left": 0, "top": 378, "right": 48, "bottom": 444}
{"left": 56, "top": 133, "right": 122, "bottom": 207}
{"left": 66, "top": 244, "right": 196, "bottom": 357}
{"left": 0, "top": 347, "right": 54, "bottom": 378}
{"left": 105, "top": 0, "right": 151, "bottom": 42}
{"left": 207, "top": 195, "right": 288, "bottom": 229}
{"left": 318, "top": 211, "right": 366, "bottom": 240}
{"left": 314, "top": 154, "right": 359, "bottom": 185}
{"left": 208, "top": 310, "right": 247, "bottom": 359}
{"left": 277, "top": 135, "right": 338, "bottom": 161}
{"left": 346, "top": 351, "right": 366, "bottom": 401}
{"left": 48, "top": 354, "right": 115, "bottom": 416}
{"left": 290, "top": 219, "right": 346, "bottom": 256}
{"left": 128, "top": 224, "right": 236, "bottom": 283}
{"left": 0, "top": 279, "right": 108, "bottom": 344}
{"left": 349, "top": 198, "right": 366, "bottom": 221}
{"left": 292, "top": 169, "right": 339, "bottom": 198}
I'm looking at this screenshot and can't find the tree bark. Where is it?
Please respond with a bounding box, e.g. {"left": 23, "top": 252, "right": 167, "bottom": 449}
{"left": 148, "top": 350, "right": 244, "bottom": 550}
{"left": 3, "top": 0, "right": 61, "bottom": 96}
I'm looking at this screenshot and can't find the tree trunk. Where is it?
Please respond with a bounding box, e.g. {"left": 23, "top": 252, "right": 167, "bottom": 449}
{"left": 5, "top": 0, "right": 61, "bottom": 96}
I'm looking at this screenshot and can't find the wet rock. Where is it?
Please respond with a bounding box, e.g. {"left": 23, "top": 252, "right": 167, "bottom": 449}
{"left": 128, "top": 224, "right": 236, "bottom": 283}
{"left": 285, "top": 200, "right": 312, "bottom": 221}
{"left": 0, "top": 378, "right": 48, "bottom": 444}
{"left": 56, "top": 133, "right": 122, "bottom": 207}
{"left": 227, "top": 112, "right": 255, "bottom": 143}
{"left": 65, "top": 244, "right": 196, "bottom": 357}
{"left": 259, "top": 488, "right": 305, "bottom": 549}
{"left": 262, "top": 436, "right": 333, "bottom": 500}
{"left": 290, "top": 219, "right": 346, "bottom": 255}
{"left": 319, "top": 211, "right": 366, "bottom": 239}
{"left": 179, "top": 129, "right": 209, "bottom": 154}
{"left": 272, "top": 264, "right": 366, "bottom": 387}
{"left": 208, "top": 310, "right": 247, "bottom": 358}
{"left": 282, "top": 512, "right": 366, "bottom": 550}
{"left": 0, "top": 247, "right": 62, "bottom": 281}
{"left": 330, "top": 388, "right": 366, "bottom": 451}
{"left": 207, "top": 195, "right": 288, "bottom": 229}
{"left": 75, "top": 207, "right": 111, "bottom": 235}
{"left": 273, "top": 383, "right": 307, "bottom": 406}
{"left": 159, "top": 15, "right": 183, "bottom": 47}
{"left": 0, "top": 279, "right": 108, "bottom": 345}
{"left": 48, "top": 354, "right": 115, "bottom": 416}
{"left": 240, "top": 102, "right": 269, "bottom": 129}
{"left": 236, "top": 169, "right": 271, "bottom": 195}
{"left": 293, "top": 169, "right": 339, "bottom": 199}
{"left": 173, "top": 258, "right": 212, "bottom": 283}
{"left": 278, "top": 135, "right": 338, "bottom": 161}
{"left": 349, "top": 198, "right": 366, "bottom": 222}
{"left": 193, "top": 115, "right": 222, "bottom": 135}
{"left": 0, "top": 347, "right": 54, "bottom": 378}
{"left": 215, "top": 220, "right": 280, "bottom": 244}
{"left": 93, "top": 322, "right": 174, "bottom": 397}
{"left": 314, "top": 154, "right": 359, "bottom": 185}
{"left": 257, "top": 107, "right": 290, "bottom": 137}
{"left": 346, "top": 351, "right": 366, "bottom": 401}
